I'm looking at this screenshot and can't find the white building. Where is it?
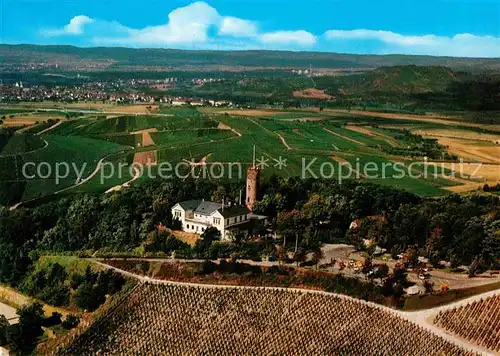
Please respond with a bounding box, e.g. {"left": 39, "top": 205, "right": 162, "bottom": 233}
{"left": 171, "top": 99, "right": 188, "bottom": 106}
{"left": 171, "top": 200, "right": 250, "bottom": 241}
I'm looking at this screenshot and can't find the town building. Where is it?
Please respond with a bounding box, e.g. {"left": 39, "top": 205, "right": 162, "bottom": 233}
{"left": 171, "top": 200, "right": 250, "bottom": 240}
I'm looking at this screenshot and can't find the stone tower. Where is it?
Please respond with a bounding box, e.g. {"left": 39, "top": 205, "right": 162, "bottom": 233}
{"left": 246, "top": 166, "right": 260, "bottom": 211}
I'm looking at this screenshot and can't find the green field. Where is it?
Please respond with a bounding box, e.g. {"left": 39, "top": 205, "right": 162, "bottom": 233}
{"left": 1, "top": 105, "right": 494, "bottom": 206}
{"left": 0, "top": 135, "right": 129, "bottom": 205}
{"left": 0, "top": 134, "right": 47, "bottom": 156}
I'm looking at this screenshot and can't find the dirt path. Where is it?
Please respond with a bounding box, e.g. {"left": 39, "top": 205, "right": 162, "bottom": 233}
{"left": 401, "top": 289, "right": 500, "bottom": 356}
{"left": 15, "top": 123, "right": 39, "bottom": 134}
{"left": 183, "top": 153, "right": 212, "bottom": 166}
{"left": 346, "top": 125, "right": 398, "bottom": 147}
{"left": 323, "top": 127, "right": 366, "bottom": 146}
{"left": 142, "top": 132, "right": 155, "bottom": 146}
{"left": 105, "top": 166, "right": 141, "bottom": 193}
{"left": 244, "top": 117, "right": 292, "bottom": 150}
{"left": 93, "top": 259, "right": 497, "bottom": 355}
{"left": 129, "top": 128, "right": 158, "bottom": 135}
{"left": 37, "top": 120, "right": 63, "bottom": 135}
{"left": 217, "top": 122, "right": 242, "bottom": 137}
{"left": 277, "top": 134, "right": 292, "bottom": 150}
{"left": 0, "top": 301, "right": 18, "bottom": 324}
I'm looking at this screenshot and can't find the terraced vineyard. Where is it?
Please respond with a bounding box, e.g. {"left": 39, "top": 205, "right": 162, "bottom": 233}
{"left": 0, "top": 135, "right": 128, "bottom": 205}
{"left": 2, "top": 105, "right": 496, "bottom": 204}
{"left": 59, "top": 283, "right": 473, "bottom": 355}
{"left": 434, "top": 294, "right": 500, "bottom": 353}
{"left": 0, "top": 133, "right": 46, "bottom": 156}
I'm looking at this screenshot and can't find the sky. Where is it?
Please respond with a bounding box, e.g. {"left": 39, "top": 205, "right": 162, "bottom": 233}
{"left": 1, "top": 0, "right": 499, "bottom": 57}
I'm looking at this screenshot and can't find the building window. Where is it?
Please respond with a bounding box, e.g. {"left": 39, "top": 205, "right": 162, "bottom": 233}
{"left": 213, "top": 218, "right": 221, "bottom": 225}
{"left": 226, "top": 219, "right": 229, "bottom": 225}
{"left": 174, "top": 210, "right": 181, "bottom": 218}
{"left": 187, "top": 224, "right": 190, "bottom": 229}
{"left": 202, "top": 227, "right": 205, "bottom": 232}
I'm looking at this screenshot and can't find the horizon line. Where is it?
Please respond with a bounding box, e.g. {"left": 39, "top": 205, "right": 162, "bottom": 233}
{"left": 2, "top": 43, "right": 500, "bottom": 60}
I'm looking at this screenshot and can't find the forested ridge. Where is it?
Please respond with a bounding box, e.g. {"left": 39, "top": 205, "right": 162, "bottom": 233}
{"left": 0, "top": 177, "right": 498, "bottom": 288}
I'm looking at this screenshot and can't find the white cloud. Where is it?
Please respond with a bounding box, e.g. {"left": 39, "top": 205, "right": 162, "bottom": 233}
{"left": 93, "top": 2, "right": 312, "bottom": 49}
{"left": 39, "top": 3, "right": 500, "bottom": 57}
{"left": 259, "top": 30, "right": 317, "bottom": 46}
{"left": 43, "top": 15, "right": 94, "bottom": 36}
{"left": 324, "top": 29, "right": 500, "bottom": 57}
{"left": 325, "top": 29, "right": 439, "bottom": 46}
{"left": 219, "top": 17, "right": 258, "bottom": 38}
{"left": 113, "top": 1, "right": 220, "bottom": 45}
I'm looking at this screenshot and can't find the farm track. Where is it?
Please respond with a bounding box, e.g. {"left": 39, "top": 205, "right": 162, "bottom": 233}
{"left": 244, "top": 117, "right": 293, "bottom": 150}
{"left": 278, "top": 134, "right": 292, "bottom": 150}
{"left": 92, "top": 259, "right": 499, "bottom": 356}
{"left": 345, "top": 125, "right": 398, "bottom": 147}
{"left": 323, "top": 127, "right": 366, "bottom": 146}
{"left": 217, "top": 122, "right": 242, "bottom": 137}
{"left": 9, "top": 148, "right": 132, "bottom": 210}
{"left": 37, "top": 120, "right": 64, "bottom": 135}
{"left": 105, "top": 166, "right": 141, "bottom": 193}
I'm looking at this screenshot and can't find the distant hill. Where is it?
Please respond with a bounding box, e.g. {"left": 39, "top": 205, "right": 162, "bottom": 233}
{"left": 317, "top": 66, "right": 462, "bottom": 95}
{"left": 1, "top": 44, "right": 499, "bottom": 72}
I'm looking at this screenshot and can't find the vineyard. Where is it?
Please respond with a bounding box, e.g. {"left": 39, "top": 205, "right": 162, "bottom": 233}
{"left": 0, "top": 133, "right": 46, "bottom": 156}
{"left": 434, "top": 293, "right": 500, "bottom": 353}
{"left": 58, "top": 283, "right": 473, "bottom": 355}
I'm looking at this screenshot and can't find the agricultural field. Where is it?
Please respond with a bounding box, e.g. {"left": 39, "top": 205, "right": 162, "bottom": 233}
{"left": 0, "top": 112, "right": 66, "bottom": 127}
{"left": 434, "top": 294, "right": 500, "bottom": 353}
{"left": 6, "top": 102, "right": 159, "bottom": 113}
{"left": 49, "top": 115, "right": 218, "bottom": 136}
{"left": 0, "top": 133, "right": 46, "bottom": 156}
{"left": 0, "top": 135, "right": 128, "bottom": 205}
{"left": 59, "top": 283, "right": 473, "bottom": 355}
{"left": 1, "top": 103, "right": 498, "bottom": 206}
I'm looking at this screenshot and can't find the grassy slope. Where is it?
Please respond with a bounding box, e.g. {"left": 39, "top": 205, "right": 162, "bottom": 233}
{"left": 0, "top": 135, "right": 129, "bottom": 205}
{"left": 0, "top": 134, "right": 46, "bottom": 156}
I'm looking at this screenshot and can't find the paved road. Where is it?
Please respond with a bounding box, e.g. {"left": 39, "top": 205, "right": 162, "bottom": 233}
{"left": 94, "top": 259, "right": 499, "bottom": 356}
{"left": 0, "top": 301, "right": 18, "bottom": 324}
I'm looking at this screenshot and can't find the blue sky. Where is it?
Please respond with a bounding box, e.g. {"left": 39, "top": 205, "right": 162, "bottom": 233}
{"left": 1, "top": 0, "right": 499, "bottom": 57}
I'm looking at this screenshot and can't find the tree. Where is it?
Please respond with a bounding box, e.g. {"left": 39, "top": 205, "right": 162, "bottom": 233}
{"left": 62, "top": 314, "right": 80, "bottom": 330}
{"left": 362, "top": 258, "right": 373, "bottom": 277}
{"left": 0, "top": 315, "right": 9, "bottom": 346}
{"left": 406, "top": 246, "right": 419, "bottom": 267}
{"left": 211, "top": 186, "right": 227, "bottom": 203}
{"left": 8, "top": 303, "right": 45, "bottom": 354}
{"left": 293, "top": 249, "right": 307, "bottom": 267}
{"left": 393, "top": 267, "right": 408, "bottom": 284}
{"left": 374, "top": 264, "right": 389, "bottom": 283}
{"left": 276, "top": 245, "right": 287, "bottom": 266}
{"left": 423, "top": 280, "right": 434, "bottom": 294}
{"left": 73, "top": 281, "right": 97, "bottom": 311}
{"left": 277, "top": 210, "right": 304, "bottom": 252}
{"left": 311, "top": 249, "right": 324, "bottom": 269}
{"left": 200, "top": 227, "right": 221, "bottom": 245}
{"left": 228, "top": 229, "right": 248, "bottom": 246}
